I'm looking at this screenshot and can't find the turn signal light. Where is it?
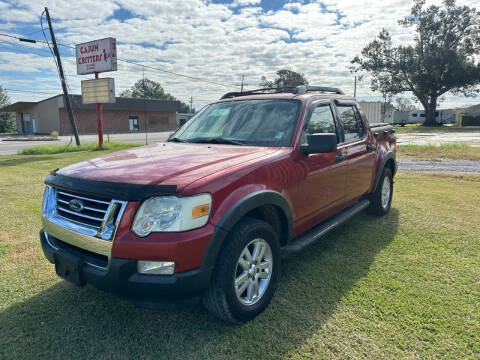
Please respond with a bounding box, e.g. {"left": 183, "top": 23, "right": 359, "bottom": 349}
{"left": 192, "top": 203, "right": 210, "bottom": 218}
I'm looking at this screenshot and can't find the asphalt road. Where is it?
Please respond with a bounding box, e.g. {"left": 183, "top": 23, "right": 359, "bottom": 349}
{"left": 0, "top": 131, "right": 172, "bottom": 155}
{"left": 397, "top": 158, "right": 480, "bottom": 174}
{"left": 2, "top": 131, "right": 480, "bottom": 174}
{"left": 2, "top": 130, "right": 480, "bottom": 155}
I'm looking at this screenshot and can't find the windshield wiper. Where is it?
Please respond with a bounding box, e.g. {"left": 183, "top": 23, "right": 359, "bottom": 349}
{"left": 188, "top": 137, "right": 246, "bottom": 146}
{"left": 167, "top": 136, "right": 188, "bottom": 143}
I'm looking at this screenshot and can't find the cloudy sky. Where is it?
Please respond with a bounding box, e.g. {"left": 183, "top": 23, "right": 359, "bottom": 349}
{"left": 0, "top": 0, "right": 478, "bottom": 110}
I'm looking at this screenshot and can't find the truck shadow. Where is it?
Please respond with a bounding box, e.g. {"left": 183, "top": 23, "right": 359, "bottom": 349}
{"left": 0, "top": 209, "right": 399, "bottom": 359}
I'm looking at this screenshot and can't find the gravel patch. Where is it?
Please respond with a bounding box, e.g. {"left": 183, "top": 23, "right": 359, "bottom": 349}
{"left": 398, "top": 158, "right": 480, "bottom": 174}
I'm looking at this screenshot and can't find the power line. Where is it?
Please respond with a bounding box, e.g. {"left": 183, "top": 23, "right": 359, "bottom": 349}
{"left": 23, "top": 28, "right": 45, "bottom": 36}
{"left": 0, "top": 32, "right": 235, "bottom": 88}
{"left": 40, "top": 11, "right": 60, "bottom": 75}
{"left": 4, "top": 88, "right": 59, "bottom": 95}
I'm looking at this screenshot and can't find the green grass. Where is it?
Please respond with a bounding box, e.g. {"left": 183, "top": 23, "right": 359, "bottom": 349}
{"left": 397, "top": 142, "right": 480, "bottom": 160}
{"left": 0, "top": 152, "right": 479, "bottom": 359}
{"left": 394, "top": 124, "right": 480, "bottom": 134}
{"left": 18, "top": 141, "right": 141, "bottom": 155}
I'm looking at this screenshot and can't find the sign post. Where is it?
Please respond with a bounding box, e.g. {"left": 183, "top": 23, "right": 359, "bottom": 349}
{"left": 76, "top": 37, "right": 117, "bottom": 148}
{"left": 95, "top": 72, "right": 104, "bottom": 147}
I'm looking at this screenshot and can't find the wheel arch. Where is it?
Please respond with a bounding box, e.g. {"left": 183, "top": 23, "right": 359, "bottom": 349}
{"left": 372, "top": 152, "right": 396, "bottom": 193}
{"left": 201, "top": 190, "right": 293, "bottom": 271}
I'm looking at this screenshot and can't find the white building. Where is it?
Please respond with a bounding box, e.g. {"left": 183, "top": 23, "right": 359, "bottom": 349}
{"left": 408, "top": 109, "right": 456, "bottom": 124}
{"left": 358, "top": 101, "right": 383, "bottom": 124}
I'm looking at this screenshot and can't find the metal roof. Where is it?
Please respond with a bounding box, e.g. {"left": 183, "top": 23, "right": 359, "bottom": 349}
{"left": 1, "top": 94, "right": 181, "bottom": 113}
{"left": 65, "top": 95, "right": 181, "bottom": 112}
{"left": 0, "top": 101, "right": 36, "bottom": 112}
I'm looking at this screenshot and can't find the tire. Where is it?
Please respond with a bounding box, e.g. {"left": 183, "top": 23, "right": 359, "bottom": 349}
{"left": 202, "top": 218, "right": 280, "bottom": 323}
{"left": 366, "top": 167, "right": 393, "bottom": 216}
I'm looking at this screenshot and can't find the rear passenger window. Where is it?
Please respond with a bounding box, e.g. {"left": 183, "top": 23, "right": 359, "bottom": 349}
{"left": 337, "top": 106, "right": 365, "bottom": 142}
{"left": 305, "top": 105, "right": 337, "bottom": 136}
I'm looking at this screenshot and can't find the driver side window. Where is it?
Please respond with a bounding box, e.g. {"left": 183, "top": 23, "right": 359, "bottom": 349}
{"left": 302, "top": 104, "right": 337, "bottom": 143}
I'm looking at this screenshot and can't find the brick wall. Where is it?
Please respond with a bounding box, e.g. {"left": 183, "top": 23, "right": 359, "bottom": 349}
{"left": 59, "top": 109, "right": 177, "bottom": 135}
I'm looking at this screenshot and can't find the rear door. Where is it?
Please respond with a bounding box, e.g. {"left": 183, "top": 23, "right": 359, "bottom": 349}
{"left": 335, "top": 103, "right": 376, "bottom": 202}
{"left": 294, "top": 101, "right": 347, "bottom": 231}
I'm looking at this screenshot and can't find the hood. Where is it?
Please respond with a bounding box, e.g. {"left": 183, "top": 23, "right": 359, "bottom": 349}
{"left": 58, "top": 142, "right": 284, "bottom": 190}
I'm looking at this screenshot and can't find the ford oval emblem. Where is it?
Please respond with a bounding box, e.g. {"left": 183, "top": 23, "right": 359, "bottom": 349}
{"left": 68, "top": 199, "right": 84, "bottom": 212}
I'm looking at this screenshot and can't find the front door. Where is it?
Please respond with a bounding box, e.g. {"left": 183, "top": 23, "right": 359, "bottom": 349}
{"left": 21, "top": 113, "right": 32, "bottom": 133}
{"left": 294, "top": 101, "right": 347, "bottom": 232}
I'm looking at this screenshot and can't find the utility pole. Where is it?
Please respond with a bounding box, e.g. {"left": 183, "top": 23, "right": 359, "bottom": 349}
{"left": 94, "top": 72, "right": 103, "bottom": 148}
{"left": 44, "top": 7, "right": 80, "bottom": 146}
{"left": 190, "top": 96, "right": 193, "bottom": 113}
{"left": 354, "top": 75, "right": 357, "bottom": 98}
{"left": 143, "top": 67, "right": 147, "bottom": 145}
{"left": 240, "top": 74, "right": 245, "bottom": 92}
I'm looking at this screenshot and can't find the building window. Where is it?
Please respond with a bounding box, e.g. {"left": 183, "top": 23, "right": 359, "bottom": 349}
{"left": 129, "top": 116, "right": 139, "bottom": 132}
{"left": 412, "top": 113, "right": 418, "bottom": 117}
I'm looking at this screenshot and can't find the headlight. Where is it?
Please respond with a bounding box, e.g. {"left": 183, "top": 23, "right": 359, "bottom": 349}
{"left": 42, "top": 185, "right": 55, "bottom": 217}
{"left": 132, "top": 194, "right": 212, "bottom": 236}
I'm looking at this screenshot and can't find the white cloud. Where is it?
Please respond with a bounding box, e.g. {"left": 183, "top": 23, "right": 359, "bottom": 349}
{"left": 0, "top": 0, "right": 478, "bottom": 109}
{"left": 231, "top": 0, "right": 261, "bottom": 6}
{"left": 0, "top": 51, "right": 56, "bottom": 72}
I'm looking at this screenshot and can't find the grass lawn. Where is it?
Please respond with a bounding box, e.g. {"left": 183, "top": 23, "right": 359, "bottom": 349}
{"left": 18, "top": 141, "right": 141, "bottom": 155}
{"left": 394, "top": 124, "right": 480, "bottom": 134}
{"left": 397, "top": 143, "right": 480, "bottom": 161}
{"left": 0, "top": 152, "right": 479, "bottom": 359}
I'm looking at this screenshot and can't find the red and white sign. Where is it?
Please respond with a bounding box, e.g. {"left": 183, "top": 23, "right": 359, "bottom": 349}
{"left": 76, "top": 37, "right": 117, "bottom": 75}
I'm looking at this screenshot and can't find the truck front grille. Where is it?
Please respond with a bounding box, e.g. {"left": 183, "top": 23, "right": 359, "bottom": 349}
{"left": 55, "top": 190, "right": 110, "bottom": 230}
{"left": 50, "top": 187, "right": 126, "bottom": 240}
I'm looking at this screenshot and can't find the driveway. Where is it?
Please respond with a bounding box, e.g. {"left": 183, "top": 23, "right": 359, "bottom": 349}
{"left": 0, "top": 131, "right": 172, "bottom": 155}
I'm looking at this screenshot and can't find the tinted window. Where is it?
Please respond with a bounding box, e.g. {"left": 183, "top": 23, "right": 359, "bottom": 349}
{"left": 337, "top": 106, "right": 364, "bottom": 142}
{"left": 306, "top": 105, "right": 336, "bottom": 135}
{"left": 174, "top": 99, "right": 301, "bottom": 147}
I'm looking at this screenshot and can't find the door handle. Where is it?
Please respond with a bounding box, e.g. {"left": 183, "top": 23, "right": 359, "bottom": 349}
{"left": 334, "top": 154, "right": 345, "bottom": 163}
{"left": 366, "top": 144, "right": 375, "bottom": 152}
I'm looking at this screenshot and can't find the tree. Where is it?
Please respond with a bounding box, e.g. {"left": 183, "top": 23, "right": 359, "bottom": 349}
{"left": 394, "top": 96, "right": 417, "bottom": 111}
{"left": 0, "top": 86, "right": 15, "bottom": 133}
{"left": 120, "top": 79, "right": 195, "bottom": 113}
{"left": 259, "top": 69, "right": 308, "bottom": 89}
{"left": 352, "top": 0, "right": 480, "bottom": 126}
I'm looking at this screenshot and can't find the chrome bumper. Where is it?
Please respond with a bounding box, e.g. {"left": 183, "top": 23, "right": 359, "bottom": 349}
{"left": 42, "top": 216, "right": 113, "bottom": 257}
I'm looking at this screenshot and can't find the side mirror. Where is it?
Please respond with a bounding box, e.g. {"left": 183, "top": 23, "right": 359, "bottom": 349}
{"left": 300, "top": 133, "right": 337, "bottom": 155}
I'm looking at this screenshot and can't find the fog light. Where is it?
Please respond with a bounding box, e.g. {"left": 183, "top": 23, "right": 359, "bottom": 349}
{"left": 137, "top": 260, "right": 175, "bottom": 275}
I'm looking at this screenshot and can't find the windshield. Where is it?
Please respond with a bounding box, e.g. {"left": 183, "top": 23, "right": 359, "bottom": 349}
{"left": 172, "top": 99, "right": 301, "bottom": 147}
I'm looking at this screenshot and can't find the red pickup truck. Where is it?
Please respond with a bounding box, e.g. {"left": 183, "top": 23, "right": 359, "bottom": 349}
{"left": 41, "top": 86, "right": 396, "bottom": 323}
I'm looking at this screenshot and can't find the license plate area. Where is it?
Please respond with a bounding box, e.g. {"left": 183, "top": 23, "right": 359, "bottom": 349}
{"left": 54, "top": 251, "right": 86, "bottom": 286}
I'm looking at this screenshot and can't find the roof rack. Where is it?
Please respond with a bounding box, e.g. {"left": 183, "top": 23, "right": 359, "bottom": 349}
{"left": 220, "top": 85, "right": 344, "bottom": 99}
{"left": 293, "top": 85, "right": 344, "bottom": 95}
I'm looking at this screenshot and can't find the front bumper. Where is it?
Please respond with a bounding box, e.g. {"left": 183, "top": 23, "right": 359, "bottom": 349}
{"left": 40, "top": 230, "right": 212, "bottom": 302}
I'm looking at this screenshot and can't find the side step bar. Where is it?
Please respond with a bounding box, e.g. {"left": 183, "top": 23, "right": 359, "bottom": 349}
{"left": 281, "top": 199, "right": 370, "bottom": 257}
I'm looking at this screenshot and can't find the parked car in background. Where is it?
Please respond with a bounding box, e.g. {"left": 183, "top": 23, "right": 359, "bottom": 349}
{"left": 40, "top": 85, "right": 397, "bottom": 323}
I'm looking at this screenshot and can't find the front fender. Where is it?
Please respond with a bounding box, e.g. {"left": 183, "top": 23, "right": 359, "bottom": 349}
{"left": 201, "top": 190, "right": 293, "bottom": 270}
